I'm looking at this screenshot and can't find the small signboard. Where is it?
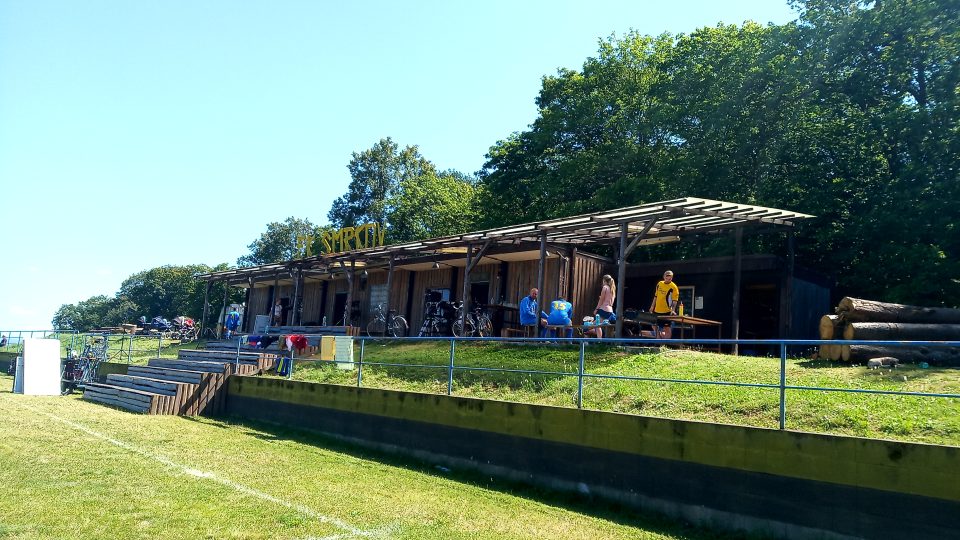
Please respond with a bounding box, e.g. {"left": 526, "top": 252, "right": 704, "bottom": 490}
{"left": 20, "top": 338, "right": 62, "bottom": 396}
{"left": 334, "top": 336, "right": 354, "bottom": 370}
{"left": 320, "top": 336, "right": 336, "bottom": 361}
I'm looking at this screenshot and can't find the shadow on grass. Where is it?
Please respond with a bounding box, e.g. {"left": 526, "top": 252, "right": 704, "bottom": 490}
{"left": 186, "top": 414, "right": 769, "bottom": 540}
{"left": 794, "top": 358, "right": 957, "bottom": 385}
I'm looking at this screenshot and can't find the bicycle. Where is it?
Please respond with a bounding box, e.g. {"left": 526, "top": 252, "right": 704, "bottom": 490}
{"left": 365, "top": 303, "right": 408, "bottom": 337}
{"left": 62, "top": 334, "right": 108, "bottom": 394}
{"left": 176, "top": 326, "right": 200, "bottom": 342}
{"left": 418, "top": 300, "right": 457, "bottom": 337}
{"left": 452, "top": 304, "right": 493, "bottom": 337}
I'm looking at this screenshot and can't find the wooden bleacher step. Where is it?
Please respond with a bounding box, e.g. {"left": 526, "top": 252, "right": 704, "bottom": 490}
{"left": 107, "top": 373, "right": 197, "bottom": 396}
{"left": 148, "top": 358, "right": 229, "bottom": 373}
{"left": 127, "top": 365, "right": 205, "bottom": 384}
{"left": 83, "top": 347, "right": 276, "bottom": 415}
{"left": 83, "top": 383, "right": 174, "bottom": 414}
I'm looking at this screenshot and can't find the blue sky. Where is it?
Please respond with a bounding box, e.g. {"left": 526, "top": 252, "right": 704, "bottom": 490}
{"left": 0, "top": 1, "right": 798, "bottom": 330}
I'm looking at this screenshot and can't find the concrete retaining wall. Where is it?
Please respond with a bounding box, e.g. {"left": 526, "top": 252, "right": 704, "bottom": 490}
{"left": 227, "top": 376, "right": 960, "bottom": 539}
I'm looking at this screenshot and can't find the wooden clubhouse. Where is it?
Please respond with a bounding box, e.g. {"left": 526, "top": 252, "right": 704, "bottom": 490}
{"left": 195, "top": 197, "right": 818, "bottom": 342}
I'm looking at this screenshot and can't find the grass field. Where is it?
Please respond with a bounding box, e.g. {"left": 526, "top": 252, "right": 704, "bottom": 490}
{"left": 283, "top": 340, "right": 960, "bottom": 446}
{"left": 0, "top": 376, "right": 741, "bottom": 540}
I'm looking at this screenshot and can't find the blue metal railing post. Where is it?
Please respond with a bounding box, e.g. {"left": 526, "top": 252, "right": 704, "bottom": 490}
{"left": 447, "top": 338, "right": 456, "bottom": 396}
{"left": 288, "top": 348, "right": 295, "bottom": 379}
{"left": 779, "top": 342, "right": 787, "bottom": 430}
{"left": 357, "top": 338, "right": 365, "bottom": 387}
{"left": 577, "top": 341, "right": 586, "bottom": 408}
{"left": 235, "top": 335, "right": 242, "bottom": 372}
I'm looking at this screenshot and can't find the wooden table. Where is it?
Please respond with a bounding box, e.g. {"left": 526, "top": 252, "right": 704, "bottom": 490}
{"left": 656, "top": 315, "right": 722, "bottom": 350}
{"left": 543, "top": 324, "right": 614, "bottom": 338}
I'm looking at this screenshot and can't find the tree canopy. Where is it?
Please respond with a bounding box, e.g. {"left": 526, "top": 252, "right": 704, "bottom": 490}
{"left": 51, "top": 264, "right": 237, "bottom": 331}
{"left": 477, "top": 0, "right": 959, "bottom": 306}
{"left": 327, "top": 138, "right": 436, "bottom": 230}
{"left": 326, "top": 138, "right": 478, "bottom": 244}
{"left": 237, "top": 217, "right": 327, "bottom": 267}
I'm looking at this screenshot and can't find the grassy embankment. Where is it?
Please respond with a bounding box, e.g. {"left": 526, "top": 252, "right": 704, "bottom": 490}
{"left": 7, "top": 335, "right": 957, "bottom": 446}
{"left": 283, "top": 340, "right": 960, "bottom": 446}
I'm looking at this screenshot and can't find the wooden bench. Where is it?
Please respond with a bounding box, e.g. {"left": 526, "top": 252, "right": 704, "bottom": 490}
{"left": 264, "top": 325, "right": 359, "bottom": 336}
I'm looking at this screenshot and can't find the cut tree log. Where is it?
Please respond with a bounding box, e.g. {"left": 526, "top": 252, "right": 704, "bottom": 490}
{"left": 843, "top": 322, "right": 960, "bottom": 341}
{"left": 837, "top": 297, "right": 960, "bottom": 324}
{"left": 819, "top": 314, "right": 842, "bottom": 340}
{"left": 819, "top": 344, "right": 841, "bottom": 361}
{"left": 842, "top": 345, "right": 960, "bottom": 366}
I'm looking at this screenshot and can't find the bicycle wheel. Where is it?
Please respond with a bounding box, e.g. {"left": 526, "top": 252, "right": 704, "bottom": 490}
{"left": 366, "top": 318, "right": 384, "bottom": 337}
{"left": 452, "top": 319, "right": 474, "bottom": 337}
{"left": 389, "top": 316, "right": 408, "bottom": 337}
{"left": 477, "top": 316, "right": 493, "bottom": 337}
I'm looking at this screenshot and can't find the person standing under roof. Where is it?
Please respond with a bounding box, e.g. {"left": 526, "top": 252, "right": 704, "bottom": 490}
{"left": 225, "top": 307, "right": 241, "bottom": 339}
{"left": 649, "top": 270, "right": 679, "bottom": 338}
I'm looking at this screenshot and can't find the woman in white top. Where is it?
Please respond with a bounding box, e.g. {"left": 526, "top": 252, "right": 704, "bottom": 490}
{"left": 589, "top": 275, "right": 616, "bottom": 337}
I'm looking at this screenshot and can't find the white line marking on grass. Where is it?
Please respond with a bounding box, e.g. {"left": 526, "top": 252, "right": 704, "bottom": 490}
{"left": 18, "top": 404, "right": 394, "bottom": 539}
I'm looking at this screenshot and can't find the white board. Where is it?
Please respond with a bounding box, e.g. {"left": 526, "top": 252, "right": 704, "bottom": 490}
{"left": 21, "top": 338, "right": 62, "bottom": 396}
{"left": 254, "top": 314, "right": 271, "bottom": 334}
{"left": 334, "top": 337, "right": 354, "bottom": 370}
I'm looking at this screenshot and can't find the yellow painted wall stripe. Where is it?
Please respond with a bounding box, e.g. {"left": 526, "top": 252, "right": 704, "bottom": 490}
{"left": 230, "top": 377, "right": 960, "bottom": 502}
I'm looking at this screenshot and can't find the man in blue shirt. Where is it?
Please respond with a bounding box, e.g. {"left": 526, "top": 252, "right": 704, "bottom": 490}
{"left": 518, "top": 288, "right": 540, "bottom": 337}
{"left": 225, "top": 307, "right": 241, "bottom": 339}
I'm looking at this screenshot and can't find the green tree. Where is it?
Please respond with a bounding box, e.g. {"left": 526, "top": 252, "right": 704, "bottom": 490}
{"left": 477, "top": 32, "right": 674, "bottom": 228}
{"left": 238, "top": 217, "right": 325, "bottom": 266}
{"left": 51, "top": 295, "right": 114, "bottom": 331}
{"left": 117, "top": 264, "right": 222, "bottom": 321}
{"left": 786, "top": 0, "right": 960, "bottom": 305}
{"left": 476, "top": 2, "right": 959, "bottom": 307}
{"left": 328, "top": 138, "right": 436, "bottom": 231}
{"left": 389, "top": 170, "right": 479, "bottom": 242}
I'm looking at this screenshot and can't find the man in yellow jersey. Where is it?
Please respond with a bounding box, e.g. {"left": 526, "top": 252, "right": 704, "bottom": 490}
{"left": 649, "top": 270, "right": 679, "bottom": 338}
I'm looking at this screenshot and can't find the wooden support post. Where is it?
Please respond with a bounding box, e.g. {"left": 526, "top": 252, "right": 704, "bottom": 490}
{"left": 385, "top": 254, "right": 395, "bottom": 330}
{"left": 291, "top": 267, "right": 302, "bottom": 326}
{"left": 567, "top": 247, "right": 577, "bottom": 306}
{"left": 732, "top": 227, "right": 743, "bottom": 355}
{"left": 554, "top": 246, "right": 563, "bottom": 300}
{"left": 615, "top": 223, "right": 628, "bottom": 338}
{"left": 460, "top": 243, "right": 474, "bottom": 334}
{"left": 272, "top": 270, "right": 281, "bottom": 325}
{"left": 345, "top": 259, "right": 355, "bottom": 327}
{"left": 219, "top": 280, "right": 229, "bottom": 340}
{"left": 785, "top": 230, "right": 795, "bottom": 338}
{"left": 200, "top": 280, "right": 210, "bottom": 339}
{"left": 537, "top": 232, "right": 547, "bottom": 318}
{"left": 243, "top": 277, "right": 253, "bottom": 332}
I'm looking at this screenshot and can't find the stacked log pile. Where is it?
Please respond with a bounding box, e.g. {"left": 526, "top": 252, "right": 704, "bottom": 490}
{"left": 818, "top": 297, "right": 960, "bottom": 366}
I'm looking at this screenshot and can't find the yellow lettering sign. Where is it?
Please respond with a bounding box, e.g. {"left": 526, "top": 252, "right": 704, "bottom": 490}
{"left": 316, "top": 223, "right": 386, "bottom": 254}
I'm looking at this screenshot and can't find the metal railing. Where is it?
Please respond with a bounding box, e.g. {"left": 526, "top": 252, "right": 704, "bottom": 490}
{"left": 0, "top": 330, "right": 200, "bottom": 364}
{"left": 274, "top": 335, "right": 960, "bottom": 431}
{"left": 0, "top": 330, "right": 75, "bottom": 354}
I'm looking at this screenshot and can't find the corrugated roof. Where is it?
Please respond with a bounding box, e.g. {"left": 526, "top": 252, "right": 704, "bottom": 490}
{"left": 197, "top": 197, "right": 814, "bottom": 283}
